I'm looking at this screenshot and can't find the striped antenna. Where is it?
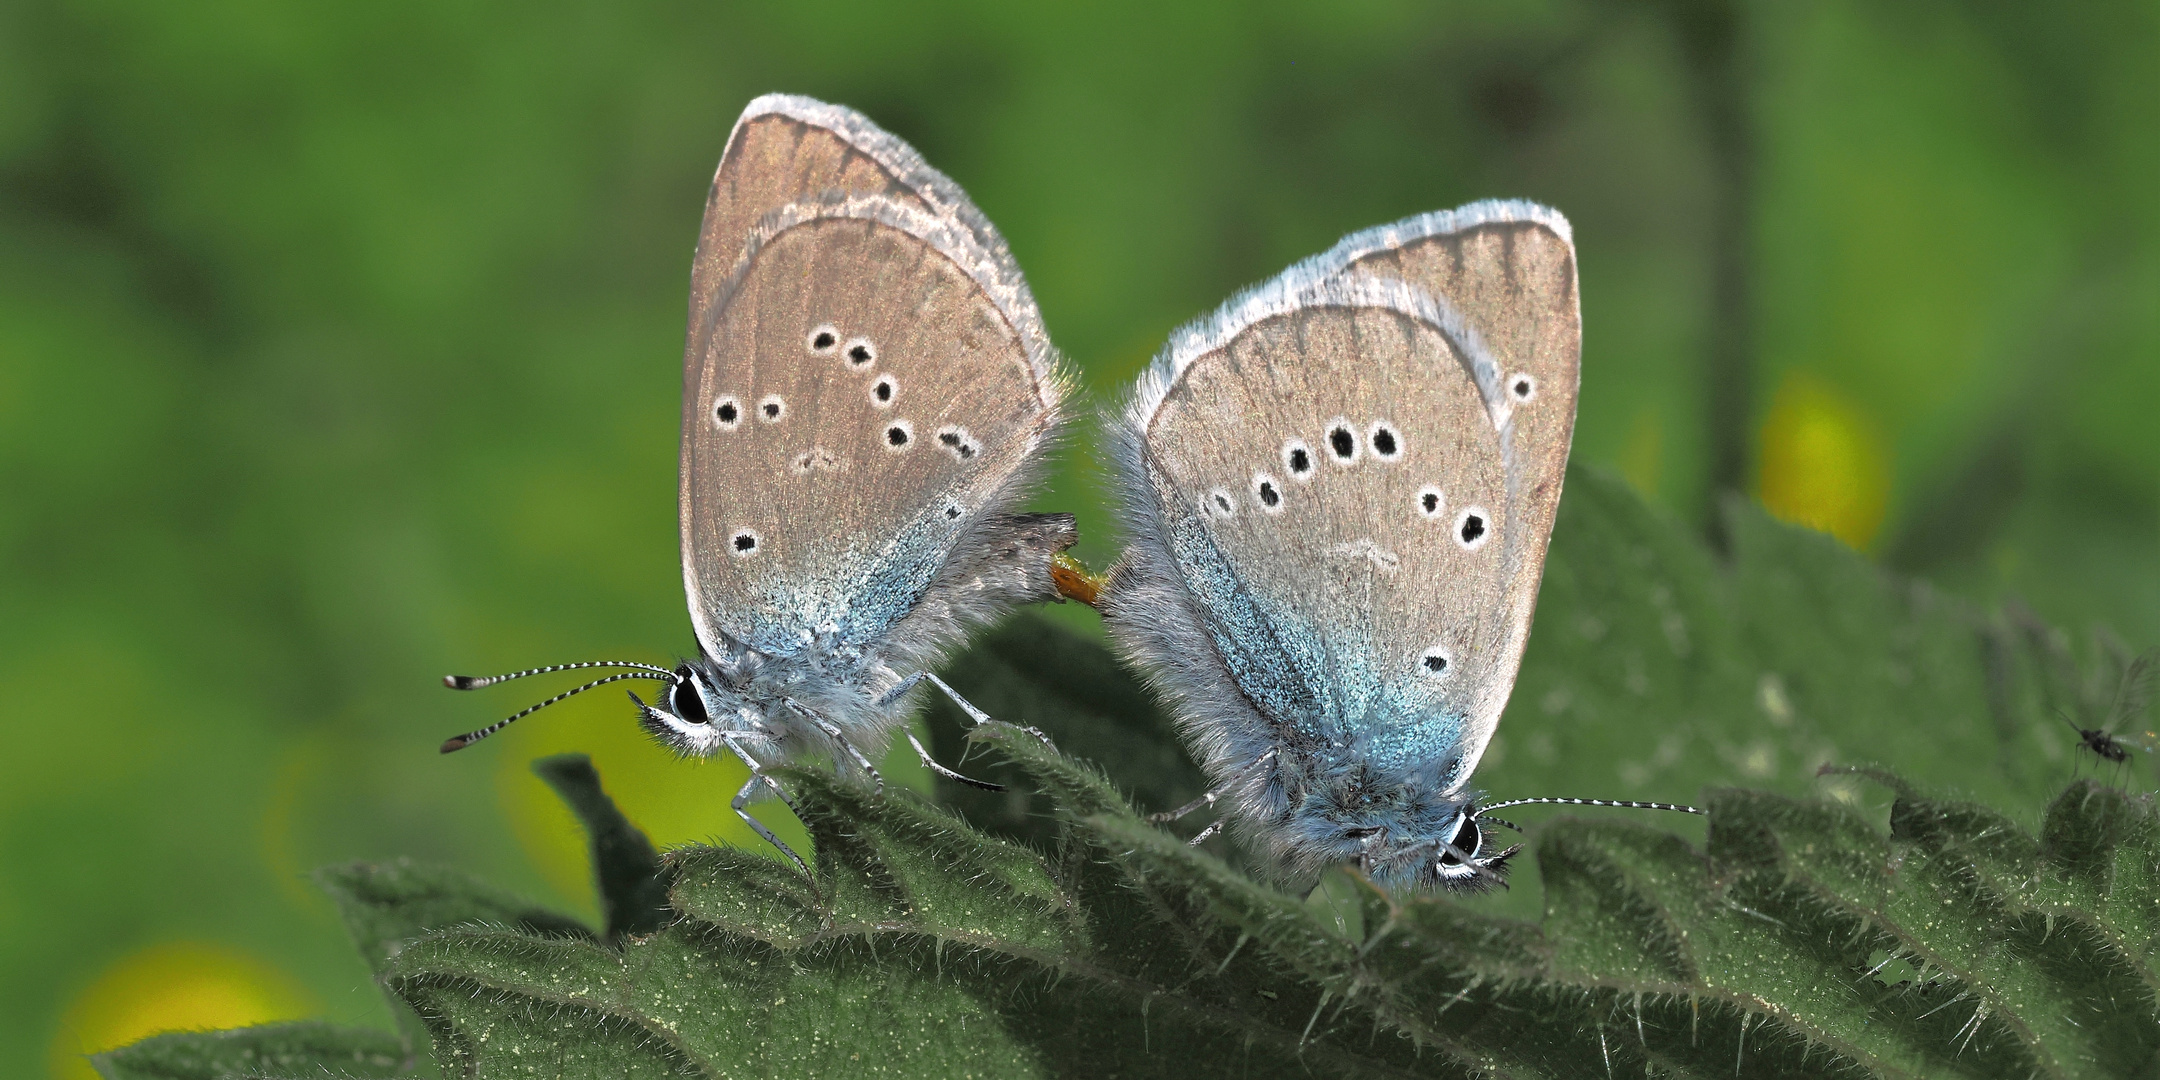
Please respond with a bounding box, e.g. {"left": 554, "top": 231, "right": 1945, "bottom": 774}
{"left": 439, "top": 670, "right": 675, "bottom": 753}
{"left": 443, "top": 659, "right": 677, "bottom": 690}
{"left": 1477, "top": 796, "right": 1703, "bottom": 816}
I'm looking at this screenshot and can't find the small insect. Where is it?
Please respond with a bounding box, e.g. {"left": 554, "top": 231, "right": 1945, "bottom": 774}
{"left": 1095, "top": 200, "right": 1697, "bottom": 890}
{"left": 2062, "top": 649, "right": 2159, "bottom": 768}
{"left": 440, "top": 95, "right": 1075, "bottom": 874}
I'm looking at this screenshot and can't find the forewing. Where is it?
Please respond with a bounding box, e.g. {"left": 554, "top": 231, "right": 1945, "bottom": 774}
{"left": 683, "top": 195, "right": 1058, "bottom": 658}
{"left": 689, "top": 95, "right": 1024, "bottom": 354}
{"left": 1322, "top": 202, "right": 1581, "bottom": 641}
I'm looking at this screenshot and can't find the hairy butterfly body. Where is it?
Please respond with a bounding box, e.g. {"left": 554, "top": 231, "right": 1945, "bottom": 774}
{"left": 443, "top": 95, "right": 1073, "bottom": 870}
{"left": 1103, "top": 201, "right": 1688, "bottom": 890}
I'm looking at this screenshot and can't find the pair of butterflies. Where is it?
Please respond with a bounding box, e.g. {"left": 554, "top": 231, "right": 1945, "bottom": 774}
{"left": 442, "top": 94, "right": 1695, "bottom": 891}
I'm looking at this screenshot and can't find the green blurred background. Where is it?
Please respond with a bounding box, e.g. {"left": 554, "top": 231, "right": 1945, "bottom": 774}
{"left": 3, "top": 1, "right": 2156, "bottom": 1075}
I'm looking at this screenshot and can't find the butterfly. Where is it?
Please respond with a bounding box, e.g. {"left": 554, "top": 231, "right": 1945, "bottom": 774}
{"left": 1097, "top": 200, "right": 1694, "bottom": 890}
{"left": 441, "top": 95, "right": 1075, "bottom": 873}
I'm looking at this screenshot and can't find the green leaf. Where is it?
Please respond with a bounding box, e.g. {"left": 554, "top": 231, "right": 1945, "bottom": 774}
{"left": 531, "top": 752, "right": 674, "bottom": 942}
{"left": 106, "top": 468, "right": 2160, "bottom": 1077}
{"left": 90, "top": 1020, "right": 409, "bottom": 1080}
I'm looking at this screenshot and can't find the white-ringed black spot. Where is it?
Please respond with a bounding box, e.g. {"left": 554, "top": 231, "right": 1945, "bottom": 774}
{"left": 808, "top": 325, "right": 839, "bottom": 353}
{"left": 1251, "top": 472, "right": 1283, "bottom": 513}
{"left": 1416, "top": 484, "right": 1445, "bottom": 520}
{"left": 935, "top": 425, "right": 979, "bottom": 461}
{"left": 1368, "top": 421, "right": 1402, "bottom": 461}
{"left": 730, "top": 529, "right": 761, "bottom": 558}
{"left": 1326, "top": 418, "right": 1358, "bottom": 463}
{"left": 1455, "top": 506, "right": 1491, "bottom": 550}
{"left": 870, "top": 375, "right": 897, "bottom": 407}
{"left": 713, "top": 396, "right": 742, "bottom": 430}
{"left": 758, "top": 394, "right": 785, "bottom": 422}
{"left": 845, "top": 337, "right": 876, "bottom": 367}
{"left": 1206, "top": 488, "right": 1236, "bottom": 517}
{"left": 943, "top": 504, "right": 963, "bottom": 520}
{"left": 1283, "top": 438, "right": 1316, "bottom": 481}
{"left": 1510, "top": 373, "right": 1537, "bottom": 402}
{"left": 883, "top": 419, "right": 914, "bottom": 451}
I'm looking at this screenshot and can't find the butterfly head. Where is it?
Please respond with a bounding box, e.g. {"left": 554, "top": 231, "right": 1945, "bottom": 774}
{"left": 1274, "top": 770, "right": 1521, "bottom": 891}
{"left": 631, "top": 657, "right": 770, "bottom": 758}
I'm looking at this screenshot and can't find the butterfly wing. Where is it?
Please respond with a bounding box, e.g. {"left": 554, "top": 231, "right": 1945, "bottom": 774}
{"left": 1108, "top": 202, "right": 1577, "bottom": 796}
{"left": 682, "top": 99, "right": 1062, "bottom": 660}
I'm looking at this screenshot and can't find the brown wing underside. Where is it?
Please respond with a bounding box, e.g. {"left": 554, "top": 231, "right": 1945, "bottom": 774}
{"left": 1146, "top": 305, "right": 1513, "bottom": 723}
{"left": 688, "top": 111, "right": 935, "bottom": 367}
{"left": 1344, "top": 221, "right": 1580, "bottom": 657}
{"left": 683, "top": 212, "right": 1045, "bottom": 653}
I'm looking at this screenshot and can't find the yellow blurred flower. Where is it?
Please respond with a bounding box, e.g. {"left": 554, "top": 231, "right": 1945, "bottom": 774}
{"left": 49, "top": 942, "right": 315, "bottom": 1080}
{"left": 1758, "top": 371, "right": 1891, "bottom": 549}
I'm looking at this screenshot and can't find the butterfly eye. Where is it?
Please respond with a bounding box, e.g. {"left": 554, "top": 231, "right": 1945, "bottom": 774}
{"left": 1509, "top": 373, "right": 1537, "bottom": 402}
{"left": 668, "top": 677, "right": 711, "bottom": 725}
{"left": 1435, "top": 812, "right": 1481, "bottom": 867}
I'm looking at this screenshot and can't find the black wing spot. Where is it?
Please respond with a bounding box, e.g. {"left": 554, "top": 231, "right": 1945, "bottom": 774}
{"left": 758, "top": 394, "right": 785, "bottom": 422}
{"left": 730, "top": 530, "right": 760, "bottom": 557}
{"left": 936, "top": 426, "right": 980, "bottom": 461}
{"left": 887, "top": 425, "right": 910, "bottom": 447}
{"left": 1284, "top": 439, "right": 1315, "bottom": 478}
{"left": 808, "top": 325, "right": 839, "bottom": 353}
{"left": 871, "top": 376, "right": 896, "bottom": 406}
{"left": 1258, "top": 481, "right": 1280, "bottom": 507}
{"left": 846, "top": 338, "right": 876, "bottom": 367}
{"left": 1510, "top": 373, "right": 1537, "bottom": 402}
{"left": 1370, "top": 423, "right": 1400, "bottom": 459}
{"left": 1329, "top": 425, "right": 1356, "bottom": 460}
{"left": 1417, "top": 485, "right": 1445, "bottom": 520}
{"left": 944, "top": 505, "right": 962, "bottom": 520}
{"left": 713, "top": 397, "right": 741, "bottom": 428}
{"left": 1457, "top": 509, "right": 1489, "bottom": 549}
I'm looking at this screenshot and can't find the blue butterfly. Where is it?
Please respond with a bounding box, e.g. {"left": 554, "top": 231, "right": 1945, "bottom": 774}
{"left": 1099, "top": 201, "right": 1695, "bottom": 889}
{"left": 441, "top": 95, "right": 1074, "bottom": 873}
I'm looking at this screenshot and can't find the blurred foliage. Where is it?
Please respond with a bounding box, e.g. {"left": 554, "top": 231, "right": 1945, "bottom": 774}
{"left": 3, "top": 0, "right": 2158, "bottom": 1076}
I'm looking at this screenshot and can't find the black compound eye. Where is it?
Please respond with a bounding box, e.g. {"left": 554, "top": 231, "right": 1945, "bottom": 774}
{"left": 668, "top": 676, "right": 711, "bottom": 725}
{"left": 1437, "top": 814, "right": 1481, "bottom": 866}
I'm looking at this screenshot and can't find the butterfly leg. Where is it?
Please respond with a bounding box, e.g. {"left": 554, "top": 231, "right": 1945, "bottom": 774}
{"left": 905, "top": 730, "right": 1004, "bottom": 792}
{"left": 718, "top": 734, "right": 810, "bottom": 878}
{"left": 1150, "top": 750, "right": 1278, "bottom": 824}
{"left": 784, "top": 699, "right": 883, "bottom": 795}
{"left": 879, "top": 670, "right": 1034, "bottom": 786}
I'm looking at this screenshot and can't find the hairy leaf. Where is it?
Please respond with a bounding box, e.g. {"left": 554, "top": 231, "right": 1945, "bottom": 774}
{"left": 90, "top": 1021, "right": 409, "bottom": 1080}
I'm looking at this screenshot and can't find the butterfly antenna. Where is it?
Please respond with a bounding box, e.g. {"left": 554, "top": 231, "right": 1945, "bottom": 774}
{"left": 443, "top": 659, "right": 677, "bottom": 690}
{"left": 439, "top": 670, "right": 675, "bottom": 753}
{"left": 1477, "top": 796, "right": 1704, "bottom": 816}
